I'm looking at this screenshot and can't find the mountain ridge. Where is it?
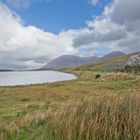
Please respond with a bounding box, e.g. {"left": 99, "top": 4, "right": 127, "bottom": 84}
{"left": 40, "top": 51, "right": 125, "bottom": 70}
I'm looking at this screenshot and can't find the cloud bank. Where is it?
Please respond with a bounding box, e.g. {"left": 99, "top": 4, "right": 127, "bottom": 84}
{"left": 73, "top": 0, "right": 140, "bottom": 54}
{"left": 0, "top": 2, "right": 78, "bottom": 69}
{"left": 0, "top": 0, "right": 140, "bottom": 69}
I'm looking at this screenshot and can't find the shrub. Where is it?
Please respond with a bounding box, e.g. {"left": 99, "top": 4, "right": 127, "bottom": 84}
{"left": 125, "top": 65, "right": 140, "bottom": 74}
{"left": 95, "top": 74, "right": 101, "bottom": 79}
{"left": 20, "top": 98, "right": 30, "bottom": 102}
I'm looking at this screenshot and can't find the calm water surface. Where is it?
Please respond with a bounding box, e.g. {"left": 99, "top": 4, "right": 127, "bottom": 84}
{"left": 0, "top": 71, "right": 76, "bottom": 86}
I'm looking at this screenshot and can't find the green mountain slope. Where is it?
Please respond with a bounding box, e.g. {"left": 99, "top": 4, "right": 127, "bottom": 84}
{"left": 64, "top": 52, "right": 139, "bottom": 72}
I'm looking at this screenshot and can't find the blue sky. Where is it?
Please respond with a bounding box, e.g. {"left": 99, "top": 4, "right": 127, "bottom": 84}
{"left": 0, "top": 0, "right": 140, "bottom": 69}
{"left": 12, "top": 0, "right": 112, "bottom": 34}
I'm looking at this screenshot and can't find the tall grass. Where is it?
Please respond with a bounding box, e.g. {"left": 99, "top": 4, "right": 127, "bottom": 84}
{"left": 47, "top": 94, "right": 140, "bottom": 140}
{"left": 1, "top": 93, "right": 140, "bottom": 140}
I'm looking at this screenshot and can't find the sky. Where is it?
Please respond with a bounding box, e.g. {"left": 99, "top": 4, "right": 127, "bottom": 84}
{"left": 0, "top": 0, "right": 140, "bottom": 69}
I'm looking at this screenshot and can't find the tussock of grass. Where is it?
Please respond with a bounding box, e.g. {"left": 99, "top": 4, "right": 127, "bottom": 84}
{"left": 1, "top": 93, "right": 140, "bottom": 140}
{"left": 100, "top": 73, "right": 134, "bottom": 81}
{"left": 48, "top": 94, "right": 140, "bottom": 140}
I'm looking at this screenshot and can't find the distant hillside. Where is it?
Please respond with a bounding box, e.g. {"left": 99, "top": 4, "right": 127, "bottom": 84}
{"left": 40, "top": 51, "right": 125, "bottom": 70}
{"left": 0, "top": 69, "right": 13, "bottom": 72}
{"left": 41, "top": 55, "right": 100, "bottom": 70}
{"left": 65, "top": 52, "right": 139, "bottom": 73}
{"left": 101, "top": 51, "right": 125, "bottom": 60}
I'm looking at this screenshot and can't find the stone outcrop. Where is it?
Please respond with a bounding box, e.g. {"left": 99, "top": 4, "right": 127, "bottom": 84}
{"left": 126, "top": 53, "right": 140, "bottom": 66}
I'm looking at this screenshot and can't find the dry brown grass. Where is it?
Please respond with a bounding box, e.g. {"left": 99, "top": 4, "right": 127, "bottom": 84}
{"left": 100, "top": 73, "right": 134, "bottom": 81}
{"left": 46, "top": 94, "right": 140, "bottom": 140}
{"left": 1, "top": 93, "right": 140, "bottom": 140}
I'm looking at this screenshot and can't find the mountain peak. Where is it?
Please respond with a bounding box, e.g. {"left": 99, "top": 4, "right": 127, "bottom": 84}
{"left": 41, "top": 55, "right": 100, "bottom": 70}
{"left": 40, "top": 51, "right": 125, "bottom": 70}
{"left": 102, "top": 51, "right": 125, "bottom": 59}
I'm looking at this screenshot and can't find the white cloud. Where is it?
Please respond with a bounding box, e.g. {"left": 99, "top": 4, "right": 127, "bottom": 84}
{"left": 73, "top": 0, "right": 140, "bottom": 54}
{"left": 0, "top": 2, "right": 77, "bottom": 69}
{"left": 90, "top": 0, "right": 99, "bottom": 6}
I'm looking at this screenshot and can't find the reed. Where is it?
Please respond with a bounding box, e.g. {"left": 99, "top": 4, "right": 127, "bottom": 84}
{"left": 1, "top": 93, "right": 140, "bottom": 140}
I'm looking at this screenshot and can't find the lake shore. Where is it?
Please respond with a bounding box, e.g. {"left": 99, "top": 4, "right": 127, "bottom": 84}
{"left": 0, "top": 71, "right": 76, "bottom": 87}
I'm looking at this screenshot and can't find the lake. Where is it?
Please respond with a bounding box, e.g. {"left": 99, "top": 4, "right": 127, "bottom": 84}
{"left": 0, "top": 71, "right": 76, "bottom": 86}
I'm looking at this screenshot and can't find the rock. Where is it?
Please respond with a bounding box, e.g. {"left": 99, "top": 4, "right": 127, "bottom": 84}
{"left": 126, "top": 53, "right": 140, "bottom": 66}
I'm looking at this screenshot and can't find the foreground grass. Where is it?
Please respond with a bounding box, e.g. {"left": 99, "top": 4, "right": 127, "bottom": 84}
{"left": 0, "top": 70, "right": 140, "bottom": 140}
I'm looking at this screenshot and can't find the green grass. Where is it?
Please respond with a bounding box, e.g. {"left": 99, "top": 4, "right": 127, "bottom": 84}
{"left": 0, "top": 55, "right": 140, "bottom": 140}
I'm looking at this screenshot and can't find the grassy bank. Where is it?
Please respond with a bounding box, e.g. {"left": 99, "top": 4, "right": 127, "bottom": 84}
{"left": 0, "top": 57, "right": 140, "bottom": 140}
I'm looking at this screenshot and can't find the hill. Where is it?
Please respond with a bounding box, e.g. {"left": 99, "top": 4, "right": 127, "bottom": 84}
{"left": 41, "top": 55, "right": 100, "bottom": 70}
{"left": 101, "top": 51, "right": 125, "bottom": 60}
{"left": 61, "top": 52, "right": 140, "bottom": 75}
{"left": 40, "top": 51, "right": 125, "bottom": 70}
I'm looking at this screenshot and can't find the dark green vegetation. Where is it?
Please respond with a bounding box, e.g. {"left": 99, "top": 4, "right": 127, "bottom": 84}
{"left": 125, "top": 65, "right": 140, "bottom": 74}
{"left": 0, "top": 54, "right": 140, "bottom": 140}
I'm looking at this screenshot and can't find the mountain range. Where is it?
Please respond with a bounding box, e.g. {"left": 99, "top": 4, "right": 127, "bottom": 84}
{"left": 40, "top": 51, "right": 125, "bottom": 70}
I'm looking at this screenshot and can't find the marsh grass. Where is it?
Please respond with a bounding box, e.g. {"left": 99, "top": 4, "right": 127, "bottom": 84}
{"left": 54, "top": 95, "right": 140, "bottom": 140}
{"left": 1, "top": 93, "right": 140, "bottom": 140}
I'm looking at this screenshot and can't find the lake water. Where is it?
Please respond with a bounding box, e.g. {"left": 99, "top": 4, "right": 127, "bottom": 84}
{"left": 0, "top": 71, "right": 76, "bottom": 86}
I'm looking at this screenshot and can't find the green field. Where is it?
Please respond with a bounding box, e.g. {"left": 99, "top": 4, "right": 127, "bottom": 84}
{"left": 0, "top": 55, "right": 140, "bottom": 140}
